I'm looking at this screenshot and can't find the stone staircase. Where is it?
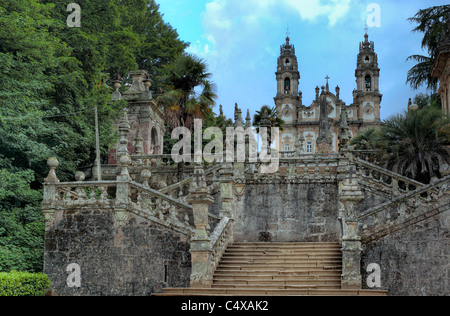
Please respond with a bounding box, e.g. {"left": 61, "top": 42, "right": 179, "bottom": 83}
{"left": 159, "top": 242, "right": 387, "bottom": 296}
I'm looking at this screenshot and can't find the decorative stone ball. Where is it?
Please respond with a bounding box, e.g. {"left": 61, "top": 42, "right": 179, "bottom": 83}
{"left": 119, "top": 154, "right": 132, "bottom": 167}
{"left": 47, "top": 157, "right": 59, "bottom": 169}
{"left": 75, "top": 171, "right": 85, "bottom": 182}
{"left": 143, "top": 79, "right": 152, "bottom": 89}
{"left": 141, "top": 169, "right": 152, "bottom": 181}
{"left": 156, "top": 181, "right": 167, "bottom": 190}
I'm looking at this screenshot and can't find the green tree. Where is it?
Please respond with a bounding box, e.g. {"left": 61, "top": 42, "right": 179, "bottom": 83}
{"left": 413, "top": 93, "right": 442, "bottom": 110}
{"left": 252, "top": 105, "right": 284, "bottom": 149}
{"left": 157, "top": 53, "right": 217, "bottom": 131}
{"left": 379, "top": 107, "right": 450, "bottom": 183}
{"left": 351, "top": 128, "right": 380, "bottom": 150}
{"left": 406, "top": 5, "right": 450, "bottom": 91}
{"left": 0, "top": 0, "right": 187, "bottom": 272}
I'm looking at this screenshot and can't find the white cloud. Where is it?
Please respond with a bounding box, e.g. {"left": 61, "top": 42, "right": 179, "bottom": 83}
{"left": 286, "top": 0, "right": 353, "bottom": 26}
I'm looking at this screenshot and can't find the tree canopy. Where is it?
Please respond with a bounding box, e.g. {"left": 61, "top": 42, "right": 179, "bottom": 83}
{"left": 0, "top": 0, "right": 188, "bottom": 272}
{"left": 406, "top": 5, "right": 450, "bottom": 91}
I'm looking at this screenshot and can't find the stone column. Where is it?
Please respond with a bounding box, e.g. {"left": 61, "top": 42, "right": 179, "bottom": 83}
{"left": 219, "top": 163, "right": 235, "bottom": 220}
{"left": 41, "top": 157, "right": 60, "bottom": 224}
{"left": 337, "top": 147, "right": 364, "bottom": 289}
{"left": 187, "top": 164, "right": 215, "bottom": 288}
{"left": 113, "top": 154, "right": 132, "bottom": 227}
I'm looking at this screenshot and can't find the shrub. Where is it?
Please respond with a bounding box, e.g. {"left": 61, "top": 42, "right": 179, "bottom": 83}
{"left": 0, "top": 271, "right": 50, "bottom": 296}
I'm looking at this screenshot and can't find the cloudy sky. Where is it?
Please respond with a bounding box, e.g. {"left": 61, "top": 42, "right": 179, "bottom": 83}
{"left": 156, "top": 0, "right": 448, "bottom": 121}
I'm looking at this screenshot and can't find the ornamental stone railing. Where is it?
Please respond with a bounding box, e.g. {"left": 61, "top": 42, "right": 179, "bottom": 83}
{"left": 358, "top": 175, "right": 450, "bottom": 243}
{"left": 41, "top": 158, "right": 221, "bottom": 235}
{"left": 355, "top": 158, "right": 424, "bottom": 195}
{"left": 42, "top": 158, "right": 233, "bottom": 290}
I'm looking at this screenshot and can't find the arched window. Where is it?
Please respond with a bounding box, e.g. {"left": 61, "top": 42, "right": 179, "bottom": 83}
{"left": 151, "top": 127, "right": 159, "bottom": 154}
{"left": 284, "top": 77, "right": 291, "bottom": 94}
{"left": 365, "top": 74, "right": 372, "bottom": 91}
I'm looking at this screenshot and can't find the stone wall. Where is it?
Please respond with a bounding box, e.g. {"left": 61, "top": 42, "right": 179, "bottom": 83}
{"left": 361, "top": 210, "right": 450, "bottom": 296}
{"left": 233, "top": 182, "right": 340, "bottom": 242}
{"left": 44, "top": 207, "right": 191, "bottom": 296}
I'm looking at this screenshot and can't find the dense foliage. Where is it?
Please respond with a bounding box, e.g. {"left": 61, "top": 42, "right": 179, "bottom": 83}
{"left": 0, "top": 271, "right": 50, "bottom": 296}
{"left": 406, "top": 5, "right": 450, "bottom": 91}
{"left": 351, "top": 106, "right": 450, "bottom": 183}
{"left": 0, "top": 0, "right": 187, "bottom": 273}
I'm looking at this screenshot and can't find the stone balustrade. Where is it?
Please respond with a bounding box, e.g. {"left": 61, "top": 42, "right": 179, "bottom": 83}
{"left": 358, "top": 175, "right": 450, "bottom": 243}
{"left": 355, "top": 158, "right": 424, "bottom": 195}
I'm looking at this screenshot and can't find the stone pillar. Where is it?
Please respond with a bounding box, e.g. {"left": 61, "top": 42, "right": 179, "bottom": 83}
{"left": 219, "top": 163, "right": 235, "bottom": 220}
{"left": 187, "top": 164, "right": 215, "bottom": 288}
{"left": 337, "top": 147, "right": 364, "bottom": 289}
{"left": 41, "top": 157, "right": 60, "bottom": 224}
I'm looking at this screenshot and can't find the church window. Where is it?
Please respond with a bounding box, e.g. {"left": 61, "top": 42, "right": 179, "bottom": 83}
{"left": 285, "top": 58, "right": 290, "bottom": 66}
{"left": 284, "top": 77, "right": 291, "bottom": 94}
{"left": 306, "top": 142, "right": 313, "bottom": 153}
{"left": 365, "top": 74, "right": 372, "bottom": 91}
{"left": 365, "top": 56, "right": 370, "bottom": 63}
{"left": 284, "top": 144, "right": 291, "bottom": 152}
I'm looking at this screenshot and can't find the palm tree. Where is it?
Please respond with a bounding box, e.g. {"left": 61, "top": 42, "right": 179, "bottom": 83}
{"left": 351, "top": 128, "right": 380, "bottom": 151}
{"left": 379, "top": 106, "right": 450, "bottom": 183}
{"left": 252, "top": 105, "right": 284, "bottom": 150}
{"left": 157, "top": 53, "right": 217, "bottom": 131}
{"left": 253, "top": 105, "right": 284, "bottom": 133}
{"left": 406, "top": 5, "right": 450, "bottom": 91}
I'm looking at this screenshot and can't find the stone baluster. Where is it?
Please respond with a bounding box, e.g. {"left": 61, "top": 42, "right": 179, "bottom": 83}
{"left": 187, "top": 164, "right": 215, "bottom": 288}
{"left": 114, "top": 154, "right": 132, "bottom": 226}
{"left": 42, "top": 157, "right": 60, "bottom": 223}
{"left": 219, "top": 163, "right": 235, "bottom": 220}
{"left": 134, "top": 129, "right": 144, "bottom": 166}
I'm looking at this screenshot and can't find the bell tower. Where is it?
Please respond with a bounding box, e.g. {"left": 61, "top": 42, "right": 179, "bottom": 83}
{"left": 275, "top": 35, "right": 300, "bottom": 98}
{"left": 274, "top": 35, "right": 301, "bottom": 131}
{"left": 354, "top": 31, "right": 382, "bottom": 124}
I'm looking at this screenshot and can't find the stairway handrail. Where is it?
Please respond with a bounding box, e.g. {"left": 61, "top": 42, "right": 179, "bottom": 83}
{"left": 358, "top": 175, "right": 450, "bottom": 220}
{"left": 355, "top": 158, "right": 424, "bottom": 188}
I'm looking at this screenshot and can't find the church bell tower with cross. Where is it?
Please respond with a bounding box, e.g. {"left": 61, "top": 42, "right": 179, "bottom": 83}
{"left": 354, "top": 29, "right": 382, "bottom": 125}
{"left": 274, "top": 31, "right": 301, "bottom": 152}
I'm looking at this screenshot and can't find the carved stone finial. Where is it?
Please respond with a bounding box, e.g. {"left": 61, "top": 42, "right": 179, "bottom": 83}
{"left": 45, "top": 157, "right": 59, "bottom": 183}
{"left": 142, "top": 78, "right": 153, "bottom": 100}
{"left": 245, "top": 109, "right": 252, "bottom": 128}
{"left": 112, "top": 75, "right": 122, "bottom": 101}
{"left": 134, "top": 128, "right": 144, "bottom": 155}
{"left": 118, "top": 154, "right": 132, "bottom": 180}
{"left": 234, "top": 103, "right": 244, "bottom": 128}
{"left": 75, "top": 171, "right": 85, "bottom": 182}
{"left": 141, "top": 169, "right": 151, "bottom": 187}
{"left": 117, "top": 108, "right": 130, "bottom": 160}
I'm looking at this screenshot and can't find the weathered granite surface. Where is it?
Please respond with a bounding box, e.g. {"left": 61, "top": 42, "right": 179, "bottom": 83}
{"left": 234, "top": 182, "right": 340, "bottom": 242}
{"left": 44, "top": 207, "right": 191, "bottom": 296}
{"left": 361, "top": 210, "right": 450, "bottom": 296}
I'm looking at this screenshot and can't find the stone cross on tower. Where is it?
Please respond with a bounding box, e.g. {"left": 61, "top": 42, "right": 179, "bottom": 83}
{"left": 325, "top": 75, "right": 330, "bottom": 92}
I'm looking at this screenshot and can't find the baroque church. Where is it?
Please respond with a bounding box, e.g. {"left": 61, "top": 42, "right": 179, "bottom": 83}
{"left": 275, "top": 32, "right": 382, "bottom": 154}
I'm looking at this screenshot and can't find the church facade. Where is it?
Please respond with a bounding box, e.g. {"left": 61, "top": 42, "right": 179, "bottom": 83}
{"left": 275, "top": 33, "right": 382, "bottom": 154}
